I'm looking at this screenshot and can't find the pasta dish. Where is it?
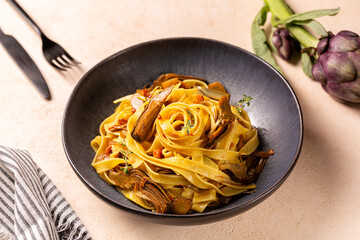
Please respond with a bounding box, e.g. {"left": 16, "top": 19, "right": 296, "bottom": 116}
{"left": 91, "top": 73, "right": 273, "bottom": 214}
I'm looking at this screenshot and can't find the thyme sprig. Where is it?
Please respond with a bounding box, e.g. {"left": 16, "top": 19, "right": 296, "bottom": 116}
{"left": 187, "top": 109, "right": 194, "bottom": 119}
{"left": 236, "top": 94, "right": 253, "bottom": 115}
{"left": 182, "top": 120, "right": 194, "bottom": 135}
{"left": 120, "top": 150, "right": 133, "bottom": 174}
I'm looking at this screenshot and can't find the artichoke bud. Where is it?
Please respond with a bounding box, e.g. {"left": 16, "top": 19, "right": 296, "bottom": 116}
{"left": 272, "top": 28, "right": 296, "bottom": 60}
{"left": 316, "top": 37, "right": 330, "bottom": 55}
{"left": 311, "top": 61, "right": 326, "bottom": 84}
{"left": 328, "top": 31, "right": 359, "bottom": 52}
{"left": 312, "top": 30, "right": 360, "bottom": 103}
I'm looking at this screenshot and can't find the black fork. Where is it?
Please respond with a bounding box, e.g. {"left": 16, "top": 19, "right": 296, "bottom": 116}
{"left": 8, "top": 0, "right": 80, "bottom": 71}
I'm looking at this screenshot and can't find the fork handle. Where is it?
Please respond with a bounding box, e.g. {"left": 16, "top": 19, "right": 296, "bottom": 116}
{"left": 7, "top": 0, "right": 45, "bottom": 37}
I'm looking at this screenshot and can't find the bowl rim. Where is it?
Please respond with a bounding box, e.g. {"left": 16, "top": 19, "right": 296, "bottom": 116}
{"left": 62, "top": 37, "right": 303, "bottom": 221}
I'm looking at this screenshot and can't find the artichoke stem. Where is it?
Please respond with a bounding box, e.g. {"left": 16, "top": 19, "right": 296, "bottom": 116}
{"left": 288, "top": 26, "right": 319, "bottom": 49}
{"left": 265, "top": 0, "right": 319, "bottom": 48}
{"left": 265, "top": 0, "right": 293, "bottom": 18}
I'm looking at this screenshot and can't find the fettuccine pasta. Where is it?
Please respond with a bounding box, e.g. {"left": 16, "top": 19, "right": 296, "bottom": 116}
{"left": 91, "top": 73, "right": 273, "bottom": 214}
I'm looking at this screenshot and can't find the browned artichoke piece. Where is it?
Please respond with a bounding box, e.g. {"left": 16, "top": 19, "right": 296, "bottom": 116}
{"left": 108, "top": 169, "right": 171, "bottom": 213}
{"left": 205, "top": 96, "right": 235, "bottom": 147}
{"left": 219, "top": 150, "right": 274, "bottom": 184}
{"left": 251, "top": 149, "right": 275, "bottom": 159}
{"left": 219, "top": 195, "right": 232, "bottom": 205}
{"left": 131, "top": 170, "right": 171, "bottom": 213}
{"left": 150, "top": 73, "right": 207, "bottom": 90}
{"left": 108, "top": 170, "right": 135, "bottom": 189}
{"left": 208, "top": 81, "right": 228, "bottom": 93}
{"left": 243, "top": 157, "right": 267, "bottom": 183}
{"left": 131, "top": 85, "right": 174, "bottom": 142}
{"left": 219, "top": 162, "right": 252, "bottom": 184}
{"left": 243, "top": 150, "right": 274, "bottom": 171}
{"left": 170, "top": 196, "right": 192, "bottom": 214}
{"left": 218, "top": 95, "right": 235, "bottom": 122}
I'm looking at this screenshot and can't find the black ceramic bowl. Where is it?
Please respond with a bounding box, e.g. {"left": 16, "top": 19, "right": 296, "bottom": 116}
{"left": 62, "top": 38, "right": 303, "bottom": 225}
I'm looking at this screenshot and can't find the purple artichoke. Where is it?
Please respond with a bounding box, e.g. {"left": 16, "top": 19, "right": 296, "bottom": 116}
{"left": 272, "top": 28, "right": 296, "bottom": 60}
{"left": 312, "top": 30, "right": 360, "bottom": 103}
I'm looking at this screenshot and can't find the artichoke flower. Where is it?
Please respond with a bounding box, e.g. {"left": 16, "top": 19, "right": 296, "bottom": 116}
{"left": 272, "top": 28, "right": 296, "bottom": 60}
{"left": 312, "top": 31, "right": 360, "bottom": 102}
{"left": 253, "top": 0, "right": 360, "bottom": 103}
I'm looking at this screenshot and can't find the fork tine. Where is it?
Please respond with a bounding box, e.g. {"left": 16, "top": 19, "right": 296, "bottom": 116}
{"left": 64, "top": 51, "right": 81, "bottom": 65}
{"left": 49, "top": 59, "right": 66, "bottom": 71}
{"left": 59, "top": 55, "right": 76, "bottom": 66}
{"left": 54, "top": 57, "right": 71, "bottom": 69}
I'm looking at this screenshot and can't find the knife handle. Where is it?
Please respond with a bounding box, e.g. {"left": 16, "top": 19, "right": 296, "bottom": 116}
{"left": 7, "top": 0, "right": 45, "bottom": 37}
{"left": 0, "top": 27, "right": 9, "bottom": 40}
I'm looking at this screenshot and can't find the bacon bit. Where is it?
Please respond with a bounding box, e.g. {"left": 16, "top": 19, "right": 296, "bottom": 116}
{"left": 118, "top": 119, "right": 127, "bottom": 125}
{"left": 168, "top": 194, "right": 175, "bottom": 202}
{"left": 157, "top": 114, "right": 162, "bottom": 120}
{"left": 141, "top": 89, "right": 150, "bottom": 98}
{"left": 131, "top": 107, "right": 136, "bottom": 113}
{"left": 105, "top": 145, "right": 113, "bottom": 154}
{"left": 109, "top": 119, "right": 128, "bottom": 131}
{"left": 109, "top": 124, "right": 126, "bottom": 131}
{"left": 193, "top": 94, "right": 204, "bottom": 104}
{"left": 153, "top": 148, "right": 164, "bottom": 158}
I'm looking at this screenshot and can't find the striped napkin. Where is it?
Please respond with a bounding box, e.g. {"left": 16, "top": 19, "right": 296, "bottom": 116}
{"left": 0, "top": 146, "right": 91, "bottom": 240}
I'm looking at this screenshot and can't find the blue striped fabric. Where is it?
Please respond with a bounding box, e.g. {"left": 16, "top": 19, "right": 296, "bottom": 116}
{"left": 0, "top": 146, "right": 91, "bottom": 240}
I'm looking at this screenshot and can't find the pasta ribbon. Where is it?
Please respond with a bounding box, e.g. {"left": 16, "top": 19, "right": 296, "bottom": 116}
{"left": 91, "top": 75, "right": 270, "bottom": 214}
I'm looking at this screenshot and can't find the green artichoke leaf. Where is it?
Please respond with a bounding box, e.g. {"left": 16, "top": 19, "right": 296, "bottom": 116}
{"left": 251, "top": 5, "right": 284, "bottom": 74}
{"left": 291, "top": 19, "right": 328, "bottom": 38}
{"left": 276, "top": 7, "right": 340, "bottom": 26}
{"left": 301, "top": 44, "right": 316, "bottom": 78}
{"left": 257, "top": 4, "right": 269, "bottom": 26}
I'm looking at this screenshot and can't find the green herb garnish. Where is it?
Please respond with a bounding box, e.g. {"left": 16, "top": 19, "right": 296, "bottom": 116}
{"left": 182, "top": 120, "right": 194, "bottom": 135}
{"left": 238, "top": 94, "right": 253, "bottom": 107}
{"left": 120, "top": 150, "right": 132, "bottom": 174}
{"left": 236, "top": 94, "right": 253, "bottom": 114}
{"left": 120, "top": 165, "right": 132, "bottom": 174}
{"left": 187, "top": 109, "right": 194, "bottom": 119}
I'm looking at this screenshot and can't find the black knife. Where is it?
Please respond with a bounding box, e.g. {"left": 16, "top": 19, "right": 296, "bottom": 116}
{"left": 0, "top": 27, "right": 51, "bottom": 100}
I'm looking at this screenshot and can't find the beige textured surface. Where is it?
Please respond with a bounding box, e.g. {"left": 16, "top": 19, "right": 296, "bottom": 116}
{"left": 1, "top": 0, "right": 360, "bottom": 239}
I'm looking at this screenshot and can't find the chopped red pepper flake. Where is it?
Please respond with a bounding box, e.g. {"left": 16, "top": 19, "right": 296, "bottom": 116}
{"left": 118, "top": 119, "right": 127, "bottom": 125}
{"left": 141, "top": 89, "right": 149, "bottom": 98}
{"left": 193, "top": 94, "right": 204, "bottom": 104}
{"left": 157, "top": 114, "right": 162, "bottom": 119}
{"left": 131, "top": 107, "right": 136, "bottom": 113}
{"left": 153, "top": 148, "right": 164, "bottom": 158}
